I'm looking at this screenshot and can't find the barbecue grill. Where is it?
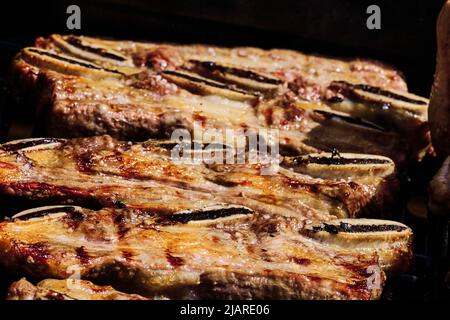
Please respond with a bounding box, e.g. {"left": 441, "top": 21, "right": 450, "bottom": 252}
{"left": 0, "top": 0, "right": 448, "bottom": 300}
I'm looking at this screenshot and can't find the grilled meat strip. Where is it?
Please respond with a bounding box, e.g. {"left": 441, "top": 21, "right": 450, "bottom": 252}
{"left": 0, "top": 135, "right": 398, "bottom": 220}
{"left": 11, "top": 35, "right": 430, "bottom": 164}
{"left": 0, "top": 205, "right": 411, "bottom": 299}
{"left": 7, "top": 278, "right": 150, "bottom": 300}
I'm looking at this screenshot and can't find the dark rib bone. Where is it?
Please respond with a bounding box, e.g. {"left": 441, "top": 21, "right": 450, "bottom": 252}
{"left": 13, "top": 206, "right": 79, "bottom": 221}
{"left": 290, "top": 155, "right": 391, "bottom": 166}
{"left": 159, "top": 205, "right": 254, "bottom": 224}
{"left": 190, "top": 60, "right": 283, "bottom": 85}
{"left": 312, "top": 222, "right": 407, "bottom": 234}
{"left": 64, "top": 36, "right": 127, "bottom": 62}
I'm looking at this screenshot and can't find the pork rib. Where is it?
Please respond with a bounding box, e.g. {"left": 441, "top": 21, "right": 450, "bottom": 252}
{"left": 0, "top": 135, "right": 398, "bottom": 220}
{"left": 10, "top": 35, "right": 431, "bottom": 164}
{"left": 0, "top": 205, "right": 412, "bottom": 299}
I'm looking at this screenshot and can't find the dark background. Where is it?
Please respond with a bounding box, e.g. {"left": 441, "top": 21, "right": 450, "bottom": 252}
{"left": 0, "top": 0, "right": 444, "bottom": 96}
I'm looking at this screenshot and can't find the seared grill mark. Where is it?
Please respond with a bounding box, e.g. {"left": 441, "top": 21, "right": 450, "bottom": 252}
{"left": 166, "top": 250, "right": 185, "bottom": 268}
{"left": 291, "top": 155, "right": 391, "bottom": 166}
{"left": 64, "top": 36, "right": 127, "bottom": 61}
{"left": 159, "top": 206, "right": 253, "bottom": 224}
{"left": 314, "top": 110, "right": 388, "bottom": 132}
{"left": 207, "top": 176, "right": 240, "bottom": 187}
{"left": 75, "top": 246, "right": 90, "bottom": 264}
{"left": 162, "top": 70, "right": 258, "bottom": 96}
{"left": 0, "top": 138, "right": 63, "bottom": 152}
{"left": 190, "top": 60, "right": 283, "bottom": 85}
{"left": 327, "top": 95, "right": 345, "bottom": 103}
{"left": 284, "top": 178, "right": 319, "bottom": 193}
{"left": 14, "top": 206, "right": 77, "bottom": 221}
{"left": 132, "top": 206, "right": 174, "bottom": 216}
{"left": 144, "top": 141, "right": 179, "bottom": 150}
{"left": 28, "top": 48, "right": 122, "bottom": 74}
{"left": 312, "top": 222, "right": 407, "bottom": 234}
{"left": 290, "top": 257, "right": 311, "bottom": 266}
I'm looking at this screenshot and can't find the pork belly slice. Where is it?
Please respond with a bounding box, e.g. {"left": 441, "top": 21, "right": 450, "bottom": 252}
{"left": 10, "top": 35, "right": 430, "bottom": 164}
{"left": 0, "top": 135, "right": 398, "bottom": 219}
{"left": 7, "top": 278, "right": 150, "bottom": 300}
{"left": 0, "top": 205, "right": 410, "bottom": 299}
